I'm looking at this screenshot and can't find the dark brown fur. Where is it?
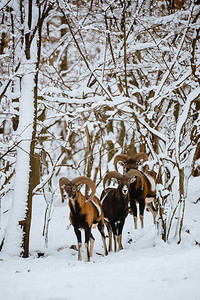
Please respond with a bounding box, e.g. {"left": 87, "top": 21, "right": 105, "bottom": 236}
{"left": 114, "top": 153, "right": 157, "bottom": 229}
{"left": 100, "top": 170, "right": 143, "bottom": 252}
{"left": 59, "top": 177, "right": 108, "bottom": 261}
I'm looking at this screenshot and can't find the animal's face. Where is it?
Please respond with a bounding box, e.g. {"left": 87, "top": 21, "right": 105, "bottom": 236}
{"left": 125, "top": 159, "right": 138, "bottom": 172}
{"left": 118, "top": 176, "right": 137, "bottom": 197}
{"left": 118, "top": 177, "right": 130, "bottom": 197}
{"left": 62, "top": 183, "right": 77, "bottom": 201}
{"left": 121, "top": 184, "right": 129, "bottom": 196}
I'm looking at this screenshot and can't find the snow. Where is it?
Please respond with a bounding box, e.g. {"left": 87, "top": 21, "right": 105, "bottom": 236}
{"left": 1, "top": 1, "right": 200, "bottom": 298}
{"left": 1, "top": 244, "right": 200, "bottom": 300}
{"left": 2, "top": 70, "right": 36, "bottom": 256}
{"left": 175, "top": 86, "right": 200, "bottom": 167}
{"left": 1, "top": 177, "right": 200, "bottom": 300}
{"left": 153, "top": 4, "right": 194, "bottom": 100}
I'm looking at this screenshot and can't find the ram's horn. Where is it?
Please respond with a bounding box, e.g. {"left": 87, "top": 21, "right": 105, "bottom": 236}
{"left": 132, "top": 152, "right": 148, "bottom": 162}
{"left": 126, "top": 169, "right": 144, "bottom": 188}
{"left": 103, "top": 171, "right": 123, "bottom": 190}
{"left": 59, "top": 177, "right": 70, "bottom": 187}
{"left": 72, "top": 176, "right": 96, "bottom": 201}
{"left": 114, "top": 154, "right": 130, "bottom": 171}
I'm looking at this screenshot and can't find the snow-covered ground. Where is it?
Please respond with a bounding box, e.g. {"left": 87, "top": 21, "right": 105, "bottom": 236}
{"left": 0, "top": 177, "right": 200, "bottom": 300}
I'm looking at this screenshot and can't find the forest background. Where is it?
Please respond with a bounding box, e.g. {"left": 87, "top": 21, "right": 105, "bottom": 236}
{"left": 0, "top": 0, "right": 200, "bottom": 257}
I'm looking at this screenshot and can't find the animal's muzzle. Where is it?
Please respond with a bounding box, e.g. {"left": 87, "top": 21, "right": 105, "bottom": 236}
{"left": 122, "top": 185, "right": 128, "bottom": 195}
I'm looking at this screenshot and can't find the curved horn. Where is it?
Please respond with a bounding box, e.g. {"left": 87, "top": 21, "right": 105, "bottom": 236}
{"left": 59, "top": 177, "right": 70, "bottom": 202}
{"left": 59, "top": 177, "right": 70, "bottom": 187}
{"left": 126, "top": 169, "right": 144, "bottom": 187}
{"left": 103, "top": 171, "right": 123, "bottom": 190}
{"left": 132, "top": 152, "right": 148, "bottom": 162}
{"left": 114, "top": 154, "right": 130, "bottom": 171}
{"left": 71, "top": 176, "right": 96, "bottom": 201}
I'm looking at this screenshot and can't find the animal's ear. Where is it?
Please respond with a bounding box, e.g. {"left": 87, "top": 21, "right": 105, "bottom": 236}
{"left": 129, "top": 177, "right": 136, "bottom": 184}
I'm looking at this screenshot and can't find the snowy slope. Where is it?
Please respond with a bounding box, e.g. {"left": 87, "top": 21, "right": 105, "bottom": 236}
{"left": 0, "top": 177, "right": 200, "bottom": 300}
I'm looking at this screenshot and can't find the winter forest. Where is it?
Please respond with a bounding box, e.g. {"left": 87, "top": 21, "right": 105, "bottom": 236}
{"left": 0, "top": 0, "right": 200, "bottom": 299}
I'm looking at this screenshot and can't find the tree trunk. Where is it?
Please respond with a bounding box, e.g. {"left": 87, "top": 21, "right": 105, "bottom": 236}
{"left": 177, "top": 167, "right": 185, "bottom": 244}
{"left": 2, "top": 69, "right": 36, "bottom": 256}
{"left": 21, "top": 76, "right": 37, "bottom": 257}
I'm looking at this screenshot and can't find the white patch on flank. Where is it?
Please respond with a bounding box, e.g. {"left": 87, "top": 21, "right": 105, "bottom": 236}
{"left": 145, "top": 197, "right": 155, "bottom": 204}
{"left": 130, "top": 177, "right": 136, "bottom": 184}
{"left": 92, "top": 223, "right": 98, "bottom": 229}
{"left": 100, "top": 191, "right": 111, "bottom": 205}
{"left": 144, "top": 174, "right": 156, "bottom": 191}
{"left": 90, "top": 200, "right": 102, "bottom": 216}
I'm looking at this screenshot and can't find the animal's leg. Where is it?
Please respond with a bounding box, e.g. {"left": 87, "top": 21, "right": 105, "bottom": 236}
{"left": 114, "top": 235, "right": 118, "bottom": 252}
{"left": 105, "top": 222, "right": 112, "bottom": 252}
{"left": 97, "top": 220, "right": 108, "bottom": 256}
{"left": 130, "top": 199, "right": 138, "bottom": 229}
{"left": 116, "top": 222, "right": 120, "bottom": 245}
{"left": 108, "top": 227, "right": 112, "bottom": 252}
{"left": 118, "top": 219, "right": 125, "bottom": 251}
{"left": 89, "top": 232, "right": 95, "bottom": 258}
{"left": 110, "top": 222, "right": 118, "bottom": 252}
{"left": 139, "top": 199, "right": 145, "bottom": 228}
{"left": 85, "top": 226, "right": 91, "bottom": 262}
{"left": 74, "top": 227, "right": 82, "bottom": 261}
{"left": 146, "top": 200, "right": 157, "bottom": 224}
